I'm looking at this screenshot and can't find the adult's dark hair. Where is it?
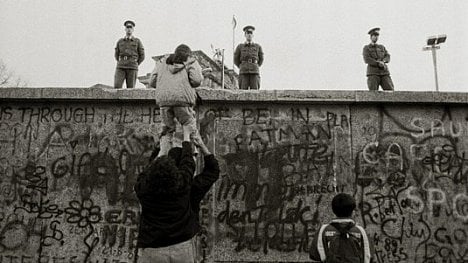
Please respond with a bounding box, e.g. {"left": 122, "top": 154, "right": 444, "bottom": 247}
{"left": 172, "top": 44, "right": 191, "bottom": 64}
{"left": 331, "top": 193, "right": 356, "bottom": 217}
{"left": 168, "top": 147, "right": 183, "bottom": 166}
{"left": 147, "top": 156, "right": 187, "bottom": 194}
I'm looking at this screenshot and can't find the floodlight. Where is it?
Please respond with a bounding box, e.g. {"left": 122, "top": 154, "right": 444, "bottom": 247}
{"left": 423, "top": 34, "right": 447, "bottom": 92}
{"left": 427, "top": 36, "right": 437, "bottom": 46}
{"left": 436, "top": 34, "right": 447, "bottom": 44}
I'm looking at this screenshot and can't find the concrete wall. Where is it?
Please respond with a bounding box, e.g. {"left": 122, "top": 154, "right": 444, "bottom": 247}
{"left": 0, "top": 87, "right": 467, "bottom": 263}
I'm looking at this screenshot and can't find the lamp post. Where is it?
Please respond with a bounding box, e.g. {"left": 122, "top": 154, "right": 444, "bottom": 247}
{"left": 423, "top": 34, "right": 447, "bottom": 92}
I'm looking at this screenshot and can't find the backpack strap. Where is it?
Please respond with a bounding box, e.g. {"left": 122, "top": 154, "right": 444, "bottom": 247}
{"left": 355, "top": 225, "right": 371, "bottom": 263}
{"left": 316, "top": 224, "right": 329, "bottom": 262}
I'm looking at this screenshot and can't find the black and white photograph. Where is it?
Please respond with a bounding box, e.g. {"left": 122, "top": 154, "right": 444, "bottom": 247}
{"left": 0, "top": 1, "right": 467, "bottom": 262}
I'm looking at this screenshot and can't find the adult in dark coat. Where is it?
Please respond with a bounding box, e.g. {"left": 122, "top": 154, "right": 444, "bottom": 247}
{"left": 134, "top": 135, "right": 219, "bottom": 263}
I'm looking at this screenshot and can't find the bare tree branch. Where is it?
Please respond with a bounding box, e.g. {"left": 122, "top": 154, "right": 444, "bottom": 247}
{"left": 0, "top": 59, "right": 27, "bottom": 87}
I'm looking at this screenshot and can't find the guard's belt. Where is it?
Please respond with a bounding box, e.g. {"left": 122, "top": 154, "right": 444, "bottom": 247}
{"left": 119, "top": 56, "right": 136, "bottom": 61}
{"left": 242, "top": 58, "right": 258, "bottom": 63}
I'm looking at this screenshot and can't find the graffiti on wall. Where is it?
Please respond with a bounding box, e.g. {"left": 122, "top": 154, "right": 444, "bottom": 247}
{"left": 1, "top": 101, "right": 468, "bottom": 263}
{"left": 354, "top": 106, "right": 468, "bottom": 263}
{"left": 197, "top": 104, "right": 468, "bottom": 263}
{"left": 0, "top": 103, "right": 160, "bottom": 262}
{"left": 198, "top": 105, "right": 353, "bottom": 262}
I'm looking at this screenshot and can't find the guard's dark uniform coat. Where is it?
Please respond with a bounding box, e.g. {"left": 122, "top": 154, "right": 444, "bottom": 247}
{"left": 115, "top": 36, "right": 145, "bottom": 70}
{"left": 234, "top": 42, "right": 264, "bottom": 74}
{"left": 363, "top": 43, "right": 390, "bottom": 76}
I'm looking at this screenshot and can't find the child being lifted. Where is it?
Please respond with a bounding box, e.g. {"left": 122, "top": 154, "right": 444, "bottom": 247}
{"left": 149, "top": 44, "right": 203, "bottom": 155}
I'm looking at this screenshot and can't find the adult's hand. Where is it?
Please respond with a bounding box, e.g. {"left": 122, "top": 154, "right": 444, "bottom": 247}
{"left": 191, "top": 133, "right": 211, "bottom": 155}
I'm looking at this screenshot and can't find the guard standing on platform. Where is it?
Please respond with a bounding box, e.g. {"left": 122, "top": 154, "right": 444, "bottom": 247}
{"left": 363, "top": 27, "right": 394, "bottom": 91}
{"left": 114, "top": 20, "right": 145, "bottom": 89}
{"left": 234, "top": 25, "right": 264, "bottom": 90}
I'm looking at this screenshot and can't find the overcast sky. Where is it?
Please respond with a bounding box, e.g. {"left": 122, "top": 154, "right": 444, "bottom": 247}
{"left": 0, "top": 0, "right": 467, "bottom": 91}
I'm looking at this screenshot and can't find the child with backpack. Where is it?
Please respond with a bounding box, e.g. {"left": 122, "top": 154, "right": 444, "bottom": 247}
{"left": 310, "top": 193, "right": 375, "bottom": 263}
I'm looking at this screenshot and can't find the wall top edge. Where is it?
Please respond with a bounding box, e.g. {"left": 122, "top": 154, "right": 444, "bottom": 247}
{"left": 0, "top": 86, "right": 467, "bottom": 104}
